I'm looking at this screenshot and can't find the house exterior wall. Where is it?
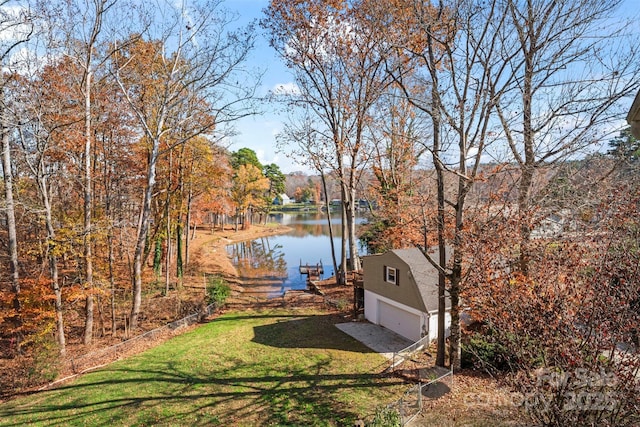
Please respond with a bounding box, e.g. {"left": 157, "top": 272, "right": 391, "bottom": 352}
{"left": 362, "top": 252, "right": 426, "bottom": 312}
{"left": 273, "top": 194, "right": 291, "bottom": 205}
{"left": 362, "top": 249, "right": 451, "bottom": 343}
{"left": 628, "top": 88, "right": 640, "bottom": 138}
{"left": 428, "top": 310, "right": 451, "bottom": 343}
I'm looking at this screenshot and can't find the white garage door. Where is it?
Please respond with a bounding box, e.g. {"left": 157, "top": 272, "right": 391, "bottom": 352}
{"left": 378, "top": 300, "right": 421, "bottom": 342}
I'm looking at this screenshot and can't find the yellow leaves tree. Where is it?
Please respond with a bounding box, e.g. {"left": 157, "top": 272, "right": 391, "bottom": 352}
{"left": 230, "top": 164, "right": 269, "bottom": 231}
{"left": 181, "top": 138, "right": 231, "bottom": 266}
{"left": 364, "top": 86, "right": 431, "bottom": 253}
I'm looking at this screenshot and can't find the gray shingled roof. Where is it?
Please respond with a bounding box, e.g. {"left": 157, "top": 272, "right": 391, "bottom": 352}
{"left": 391, "top": 247, "right": 451, "bottom": 313}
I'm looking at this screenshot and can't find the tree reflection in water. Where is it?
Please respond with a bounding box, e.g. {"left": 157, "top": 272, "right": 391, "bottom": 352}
{"left": 226, "top": 213, "right": 365, "bottom": 299}
{"left": 228, "top": 238, "right": 288, "bottom": 280}
{"left": 226, "top": 238, "right": 291, "bottom": 299}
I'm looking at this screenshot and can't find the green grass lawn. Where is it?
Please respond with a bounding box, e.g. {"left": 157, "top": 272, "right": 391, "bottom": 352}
{"left": 0, "top": 309, "right": 407, "bottom": 426}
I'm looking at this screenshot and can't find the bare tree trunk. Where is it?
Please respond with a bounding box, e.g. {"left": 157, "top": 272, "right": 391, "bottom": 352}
{"left": 346, "top": 184, "right": 361, "bottom": 272}
{"left": 176, "top": 224, "right": 183, "bottom": 280}
{"left": 450, "top": 144, "right": 468, "bottom": 371}
{"left": 165, "top": 233, "right": 171, "bottom": 294}
{"left": 83, "top": 68, "right": 94, "bottom": 345}
{"left": 432, "top": 116, "right": 447, "bottom": 369}
{"left": 97, "top": 294, "right": 105, "bottom": 337}
{"left": 102, "top": 137, "right": 117, "bottom": 337}
{"left": 321, "top": 171, "right": 339, "bottom": 282}
{"left": 131, "top": 144, "right": 158, "bottom": 330}
{"left": 1, "top": 101, "right": 21, "bottom": 341}
{"left": 185, "top": 181, "right": 193, "bottom": 268}
{"left": 517, "top": 26, "right": 535, "bottom": 276}
{"left": 176, "top": 145, "right": 185, "bottom": 280}
{"left": 518, "top": 165, "right": 534, "bottom": 275}
{"left": 165, "top": 151, "right": 172, "bottom": 295}
{"left": 80, "top": 0, "right": 109, "bottom": 346}
{"left": 339, "top": 182, "right": 348, "bottom": 285}
{"left": 108, "top": 225, "right": 116, "bottom": 336}
{"left": 40, "top": 175, "right": 66, "bottom": 354}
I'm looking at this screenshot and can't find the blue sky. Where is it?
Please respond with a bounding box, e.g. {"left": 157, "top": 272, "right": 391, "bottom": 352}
{"left": 227, "top": 0, "right": 640, "bottom": 174}
{"left": 225, "top": 0, "right": 301, "bottom": 173}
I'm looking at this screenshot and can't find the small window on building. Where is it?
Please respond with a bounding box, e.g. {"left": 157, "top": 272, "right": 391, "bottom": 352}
{"left": 384, "top": 266, "right": 398, "bottom": 285}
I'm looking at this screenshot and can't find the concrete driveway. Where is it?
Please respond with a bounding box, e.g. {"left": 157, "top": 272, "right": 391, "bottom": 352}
{"left": 335, "top": 321, "right": 413, "bottom": 359}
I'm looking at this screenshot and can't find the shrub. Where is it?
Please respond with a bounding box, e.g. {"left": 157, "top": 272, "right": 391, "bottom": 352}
{"left": 20, "top": 331, "right": 61, "bottom": 387}
{"left": 206, "top": 276, "right": 231, "bottom": 307}
{"left": 334, "top": 298, "right": 350, "bottom": 312}
{"left": 461, "top": 331, "right": 512, "bottom": 372}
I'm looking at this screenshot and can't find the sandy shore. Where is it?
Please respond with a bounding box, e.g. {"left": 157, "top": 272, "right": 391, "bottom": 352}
{"left": 187, "top": 223, "right": 292, "bottom": 281}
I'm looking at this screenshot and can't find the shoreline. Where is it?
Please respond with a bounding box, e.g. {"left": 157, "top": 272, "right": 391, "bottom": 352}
{"left": 188, "top": 222, "right": 354, "bottom": 310}
{"left": 188, "top": 223, "right": 293, "bottom": 284}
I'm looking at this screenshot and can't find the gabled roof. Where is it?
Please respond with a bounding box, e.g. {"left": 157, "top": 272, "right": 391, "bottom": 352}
{"left": 390, "top": 247, "right": 450, "bottom": 313}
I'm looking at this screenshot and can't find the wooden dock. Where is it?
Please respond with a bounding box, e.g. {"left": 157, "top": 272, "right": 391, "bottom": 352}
{"left": 299, "top": 260, "right": 324, "bottom": 281}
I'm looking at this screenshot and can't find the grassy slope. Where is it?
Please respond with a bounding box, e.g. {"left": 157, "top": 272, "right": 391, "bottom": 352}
{"left": 0, "top": 309, "right": 406, "bottom": 426}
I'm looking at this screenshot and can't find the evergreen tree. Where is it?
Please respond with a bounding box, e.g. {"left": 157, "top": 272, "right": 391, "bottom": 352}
{"left": 608, "top": 127, "right": 639, "bottom": 161}
{"left": 263, "top": 163, "right": 286, "bottom": 199}
{"left": 231, "top": 147, "right": 263, "bottom": 170}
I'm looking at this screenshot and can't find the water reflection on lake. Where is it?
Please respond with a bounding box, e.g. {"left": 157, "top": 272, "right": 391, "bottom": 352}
{"left": 226, "top": 212, "right": 365, "bottom": 298}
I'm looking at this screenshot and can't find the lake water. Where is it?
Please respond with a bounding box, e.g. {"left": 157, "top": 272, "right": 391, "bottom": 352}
{"left": 226, "top": 212, "right": 366, "bottom": 298}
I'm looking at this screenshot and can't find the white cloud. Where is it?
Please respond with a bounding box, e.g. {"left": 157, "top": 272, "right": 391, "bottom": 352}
{"left": 0, "top": 5, "right": 31, "bottom": 42}
{"left": 272, "top": 82, "right": 300, "bottom": 96}
{"left": 466, "top": 146, "right": 479, "bottom": 163}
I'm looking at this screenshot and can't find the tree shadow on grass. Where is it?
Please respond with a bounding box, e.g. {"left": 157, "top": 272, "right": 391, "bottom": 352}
{"left": 0, "top": 363, "right": 404, "bottom": 426}
{"left": 251, "top": 314, "right": 375, "bottom": 353}
{"left": 0, "top": 312, "right": 402, "bottom": 426}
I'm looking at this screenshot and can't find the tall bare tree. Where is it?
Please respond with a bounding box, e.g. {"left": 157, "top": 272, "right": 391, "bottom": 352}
{"left": 493, "top": 0, "right": 640, "bottom": 274}
{"left": 78, "top": 0, "right": 113, "bottom": 345}
{"left": 264, "top": 0, "right": 404, "bottom": 277}
{"left": 39, "top": 0, "right": 119, "bottom": 344}
{"left": 112, "top": 0, "right": 258, "bottom": 330}
{"left": 12, "top": 59, "right": 72, "bottom": 353}
{"left": 365, "top": 85, "right": 430, "bottom": 252}
{"left": 390, "top": 0, "right": 514, "bottom": 368}
{"left": 0, "top": 0, "right": 34, "bottom": 349}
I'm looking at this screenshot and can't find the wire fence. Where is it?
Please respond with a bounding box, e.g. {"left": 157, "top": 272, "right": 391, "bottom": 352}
{"left": 390, "top": 334, "right": 431, "bottom": 372}
{"left": 375, "top": 332, "right": 454, "bottom": 426}
{"left": 65, "top": 302, "right": 219, "bottom": 375}
{"left": 386, "top": 366, "right": 454, "bottom": 426}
